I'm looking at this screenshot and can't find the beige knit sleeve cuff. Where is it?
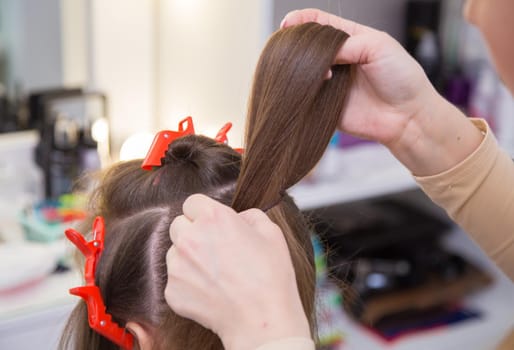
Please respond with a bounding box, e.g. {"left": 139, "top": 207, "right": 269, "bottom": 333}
{"left": 414, "top": 118, "right": 514, "bottom": 280}
{"left": 414, "top": 118, "right": 491, "bottom": 190}
{"left": 255, "top": 337, "right": 315, "bottom": 350}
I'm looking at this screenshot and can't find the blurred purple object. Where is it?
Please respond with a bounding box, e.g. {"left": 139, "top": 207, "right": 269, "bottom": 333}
{"left": 445, "top": 75, "right": 471, "bottom": 109}
{"left": 338, "top": 132, "right": 371, "bottom": 148}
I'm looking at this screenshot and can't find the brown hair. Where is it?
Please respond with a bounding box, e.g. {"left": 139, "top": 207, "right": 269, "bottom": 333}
{"left": 59, "top": 22, "right": 353, "bottom": 349}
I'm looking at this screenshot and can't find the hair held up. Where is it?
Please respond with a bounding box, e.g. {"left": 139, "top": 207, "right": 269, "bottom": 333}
{"left": 60, "top": 22, "right": 354, "bottom": 350}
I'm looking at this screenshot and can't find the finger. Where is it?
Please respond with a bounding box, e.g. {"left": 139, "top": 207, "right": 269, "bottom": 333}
{"left": 334, "top": 32, "right": 383, "bottom": 65}
{"left": 182, "top": 193, "right": 233, "bottom": 221}
{"left": 166, "top": 246, "right": 196, "bottom": 293}
{"left": 169, "top": 217, "right": 209, "bottom": 273}
{"left": 166, "top": 245, "right": 178, "bottom": 274}
{"left": 165, "top": 287, "right": 212, "bottom": 329}
{"left": 281, "top": 8, "right": 374, "bottom": 36}
{"left": 166, "top": 244, "right": 208, "bottom": 289}
{"left": 165, "top": 273, "right": 209, "bottom": 321}
{"left": 169, "top": 215, "right": 191, "bottom": 244}
{"left": 239, "top": 208, "right": 283, "bottom": 240}
{"left": 238, "top": 208, "right": 269, "bottom": 227}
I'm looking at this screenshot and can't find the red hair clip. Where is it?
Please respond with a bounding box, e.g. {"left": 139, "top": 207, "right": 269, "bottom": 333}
{"left": 214, "top": 122, "right": 232, "bottom": 144}
{"left": 65, "top": 217, "right": 134, "bottom": 350}
{"left": 214, "top": 122, "right": 244, "bottom": 154}
{"left": 142, "top": 117, "right": 242, "bottom": 170}
{"left": 141, "top": 117, "right": 195, "bottom": 170}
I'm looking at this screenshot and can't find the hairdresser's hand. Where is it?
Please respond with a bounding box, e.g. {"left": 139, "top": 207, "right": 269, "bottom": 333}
{"left": 282, "top": 8, "right": 438, "bottom": 145}
{"left": 282, "top": 9, "right": 483, "bottom": 176}
{"left": 165, "top": 194, "right": 310, "bottom": 350}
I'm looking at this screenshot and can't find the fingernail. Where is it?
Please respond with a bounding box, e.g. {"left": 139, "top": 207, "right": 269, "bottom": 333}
{"left": 280, "top": 18, "right": 287, "bottom": 29}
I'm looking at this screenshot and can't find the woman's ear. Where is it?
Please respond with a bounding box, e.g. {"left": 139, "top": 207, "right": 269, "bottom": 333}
{"left": 126, "top": 321, "right": 153, "bottom": 350}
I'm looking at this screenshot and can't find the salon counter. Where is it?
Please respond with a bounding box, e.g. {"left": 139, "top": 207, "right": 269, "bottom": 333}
{"left": 333, "top": 227, "right": 514, "bottom": 350}
{"left": 0, "top": 270, "right": 80, "bottom": 349}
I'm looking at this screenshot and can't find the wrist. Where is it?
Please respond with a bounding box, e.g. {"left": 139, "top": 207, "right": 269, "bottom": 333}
{"left": 220, "top": 298, "right": 311, "bottom": 350}
{"left": 386, "top": 92, "right": 484, "bottom": 176}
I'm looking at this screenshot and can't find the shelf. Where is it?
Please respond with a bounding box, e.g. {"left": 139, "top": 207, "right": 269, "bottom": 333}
{"left": 0, "top": 130, "right": 38, "bottom": 148}
{"left": 0, "top": 269, "right": 80, "bottom": 349}
{"left": 0, "top": 269, "right": 80, "bottom": 322}
{"left": 290, "top": 143, "right": 417, "bottom": 210}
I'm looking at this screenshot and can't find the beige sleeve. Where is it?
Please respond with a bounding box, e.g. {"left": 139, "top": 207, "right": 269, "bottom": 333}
{"left": 415, "top": 119, "right": 514, "bottom": 281}
{"left": 255, "top": 337, "right": 315, "bottom": 350}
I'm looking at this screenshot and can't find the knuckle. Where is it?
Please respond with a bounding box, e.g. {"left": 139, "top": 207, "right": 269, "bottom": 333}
{"left": 172, "top": 301, "right": 189, "bottom": 317}
{"left": 378, "top": 31, "right": 396, "bottom": 45}
{"left": 164, "top": 283, "right": 173, "bottom": 300}
{"left": 186, "top": 193, "right": 207, "bottom": 205}
{"left": 377, "top": 30, "right": 389, "bottom": 39}
{"left": 200, "top": 203, "right": 231, "bottom": 226}
{"left": 166, "top": 246, "right": 177, "bottom": 267}
{"left": 167, "top": 257, "right": 182, "bottom": 279}
{"left": 262, "top": 221, "right": 283, "bottom": 240}
{"left": 267, "top": 221, "right": 282, "bottom": 234}
{"left": 173, "top": 232, "right": 199, "bottom": 258}
{"left": 168, "top": 269, "right": 179, "bottom": 281}
{"left": 183, "top": 193, "right": 209, "bottom": 215}
{"left": 168, "top": 256, "right": 190, "bottom": 282}
{"left": 164, "top": 287, "right": 183, "bottom": 314}
{"left": 172, "top": 232, "right": 184, "bottom": 249}
{"left": 195, "top": 202, "right": 218, "bottom": 222}
{"left": 247, "top": 208, "right": 267, "bottom": 220}
{"left": 169, "top": 215, "right": 187, "bottom": 242}
{"left": 169, "top": 225, "right": 178, "bottom": 242}
{"left": 204, "top": 204, "right": 221, "bottom": 221}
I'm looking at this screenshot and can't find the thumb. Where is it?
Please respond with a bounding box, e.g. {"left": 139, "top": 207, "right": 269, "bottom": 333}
{"left": 281, "top": 8, "right": 372, "bottom": 37}
{"left": 182, "top": 193, "right": 235, "bottom": 222}
{"left": 335, "top": 32, "right": 382, "bottom": 65}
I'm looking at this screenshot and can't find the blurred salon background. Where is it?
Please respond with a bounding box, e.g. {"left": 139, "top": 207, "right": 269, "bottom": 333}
{"left": 0, "top": 1, "right": 512, "bottom": 349}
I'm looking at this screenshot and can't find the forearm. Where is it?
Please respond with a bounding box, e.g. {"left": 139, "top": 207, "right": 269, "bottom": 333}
{"left": 255, "top": 337, "right": 315, "bottom": 350}
{"left": 387, "top": 92, "right": 484, "bottom": 176}
{"left": 222, "top": 312, "right": 312, "bottom": 350}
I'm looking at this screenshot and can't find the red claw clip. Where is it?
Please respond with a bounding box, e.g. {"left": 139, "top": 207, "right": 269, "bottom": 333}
{"left": 65, "top": 217, "right": 134, "bottom": 350}
{"left": 214, "top": 122, "right": 232, "bottom": 144}
{"left": 141, "top": 116, "right": 195, "bottom": 170}
{"left": 215, "top": 122, "right": 244, "bottom": 154}
{"left": 142, "top": 117, "right": 243, "bottom": 170}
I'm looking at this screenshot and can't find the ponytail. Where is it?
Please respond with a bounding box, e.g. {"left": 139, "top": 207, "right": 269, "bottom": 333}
{"left": 233, "top": 23, "right": 353, "bottom": 329}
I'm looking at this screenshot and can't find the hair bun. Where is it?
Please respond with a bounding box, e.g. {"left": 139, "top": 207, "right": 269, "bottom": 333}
{"left": 163, "top": 134, "right": 232, "bottom": 168}
{"left": 163, "top": 136, "right": 200, "bottom": 166}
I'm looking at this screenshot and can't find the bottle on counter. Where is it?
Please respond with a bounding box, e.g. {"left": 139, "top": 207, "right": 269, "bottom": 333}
{"left": 46, "top": 115, "right": 80, "bottom": 199}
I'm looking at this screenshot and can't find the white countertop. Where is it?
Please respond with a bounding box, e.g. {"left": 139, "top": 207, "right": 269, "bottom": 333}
{"left": 0, "top": 269, "right": 80, "bottom": 323}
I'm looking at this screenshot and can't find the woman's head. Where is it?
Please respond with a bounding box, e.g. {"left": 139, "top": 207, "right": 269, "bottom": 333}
{"left": 61, "top": 136, "right": 242, "bottom": 349}
{"left": 464, "top": 0, "right": 514, "bottom": 92}
{"left": 61, "top": 22, "right": 353, "bottom": 349}
{"left": 93, "top": 135, "right": 241, "bottom": 222}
